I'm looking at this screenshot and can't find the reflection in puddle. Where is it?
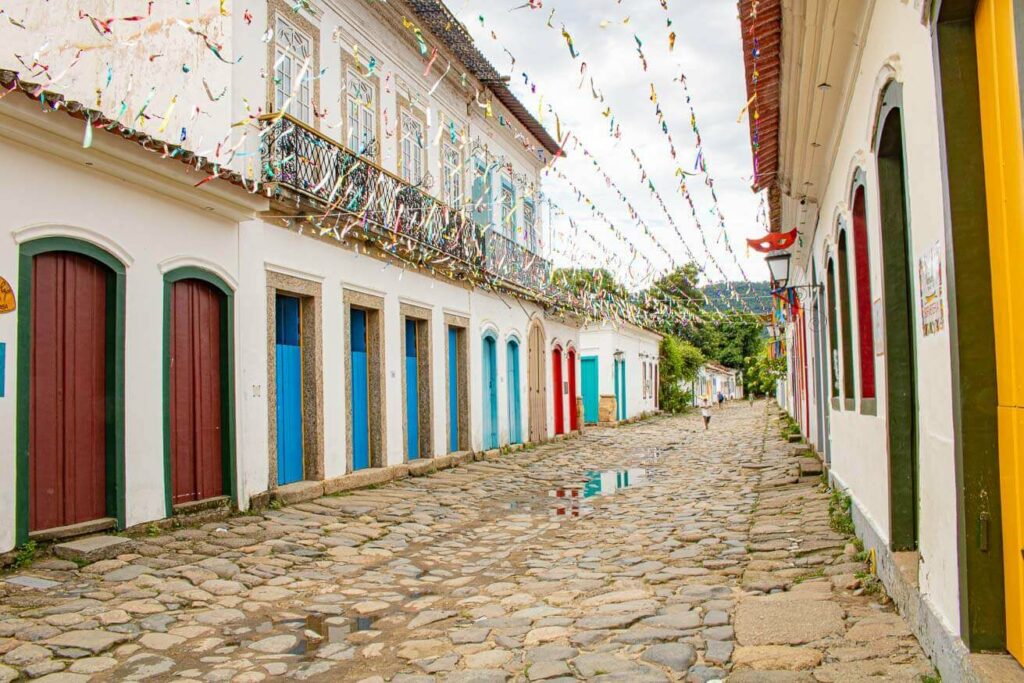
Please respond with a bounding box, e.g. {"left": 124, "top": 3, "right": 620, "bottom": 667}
{"left": 302, "top": 613, "right": 378, "bottom": 652}
{"left": 549, "top": 468, "right": 650, "bottom": 501}
{"left": 551, "top": 502, "right": 593, "bottom": 518}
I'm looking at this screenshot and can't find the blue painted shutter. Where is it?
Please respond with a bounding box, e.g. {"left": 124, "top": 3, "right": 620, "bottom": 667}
{"left": 448, "top": 326, "right": 459, "bottom": 452}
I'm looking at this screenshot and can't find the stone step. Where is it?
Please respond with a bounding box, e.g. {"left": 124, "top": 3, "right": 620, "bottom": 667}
{"left": 53, "top": 535, "right": 133, "bottom": 564}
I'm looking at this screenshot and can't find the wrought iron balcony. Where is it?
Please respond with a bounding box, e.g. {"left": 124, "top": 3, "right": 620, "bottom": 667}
{"left": 258, "top": 113, "right": 551, "bottom": 295}
{"left": 483, "top": 229, "right": 551, "bottom": 293}
{"left": 259, "top": 113, "right": 482, "bottom": 266}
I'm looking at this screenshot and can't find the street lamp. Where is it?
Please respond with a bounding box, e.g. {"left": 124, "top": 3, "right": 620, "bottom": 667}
{"left": 765, "top": 251, "right": 791, "bottom": 290}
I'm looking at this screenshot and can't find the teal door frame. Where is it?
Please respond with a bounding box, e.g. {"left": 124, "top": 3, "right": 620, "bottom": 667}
{"left": 614, "top": 358, "right": 627, "bottom": 421}
{"left": 507, "top": 338, "right": 522, "bottom": 444}
{"left": 581, "top": 356, "right": 599, "bottom": 424}
{"left": 482, "top": 332, "right": 499, "bottom": 449}
{"left": 404, "top": 319, "right": 420, "bottom": 460}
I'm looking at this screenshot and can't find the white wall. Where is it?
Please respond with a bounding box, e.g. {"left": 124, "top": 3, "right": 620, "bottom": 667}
{"left": 0, "top": 115, "right": 247, "bottom": 553}
{"left": 785, "top": 0, "right": 961, "bottom": 636}
{"left": 579, "top": 322, "right": 661, "bottom": 420}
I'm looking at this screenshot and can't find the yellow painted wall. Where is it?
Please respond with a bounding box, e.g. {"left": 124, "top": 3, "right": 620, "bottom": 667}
{"left": 976, "top": 0, "right": 1024, "bottom": 660}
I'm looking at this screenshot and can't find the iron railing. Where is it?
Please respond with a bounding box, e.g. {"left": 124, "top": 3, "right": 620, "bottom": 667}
{"left": 259, "top": 113, "right": 484, "bottom": 266}
{"left": 483, "top": 229, "right": 551, "bottom": 292}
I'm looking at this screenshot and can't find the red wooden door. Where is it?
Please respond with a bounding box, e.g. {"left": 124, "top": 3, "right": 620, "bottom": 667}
{"left": 170, "top": 279, "right": 224, "bottom": 504}
{"left": 567, "top": 349, "right": 578, "bottom": 431}
{"left": 30, "top": 251, "right": 109, "bottom": 531}
{"left": 552, "top": 347, "right": 564, "bottom": 435}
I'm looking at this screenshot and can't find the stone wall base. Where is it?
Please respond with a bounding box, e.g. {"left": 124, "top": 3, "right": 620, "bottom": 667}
{"left": 844, "top": 485, "right": 1024, "bottom": 682}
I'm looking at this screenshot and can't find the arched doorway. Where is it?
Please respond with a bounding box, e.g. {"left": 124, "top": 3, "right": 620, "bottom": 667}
{"left": 875, "top": 80, "right": 918, "bottom": 552}
{"left": 16, "top": 239, "right": 126, "bottom": 542}
{"left": 552, "top": 345, "right": 564, "bottom": 435}
{"left": 527, "top": 320, "right": 547, "bottom": 442}
{"left": 482, "top": 332, "right": 499, "bottom": 450}
{"left": 165, "top": 271, "right": 235, "bottom": 512}
{"left": 567, "top": 347, "right": 579, "bottom": 431}
{"left": 507, "top": 338, "right": 522, "bottom": 444}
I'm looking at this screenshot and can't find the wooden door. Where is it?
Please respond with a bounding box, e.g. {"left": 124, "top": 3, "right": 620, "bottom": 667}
{"left": 482, "top": 335, "right": 498, "bottom": 449}
{"left": 552, "top": 347, "right": 564, "bottom": 435}
{"left": 447, "top": 326, "right": 460, "bottom": 452}
{"left": 507, "top": 340, "right": 522, "bottom": 444}
{"left": 567, "top": 349, "right": 578, "bottom": 431}
{"left": 405, "top": 319, "right": 420, "bottom": 460}
{"left": 170, "top": 279, "right": 223, "bottom": 504}
{"left": 527, "top": 322, "right": 547, "bottom": 442}
{"left": 30, "top": 251, "right": 109, "bottom": 531}
{"left": 351, "top": 308, "right": 370, "bottom": 471}
{"left": 581, "top": 356, "right": 599, "bottom": 423}
{"left": 275, "top": 295, "right": 303, "bottom": 484}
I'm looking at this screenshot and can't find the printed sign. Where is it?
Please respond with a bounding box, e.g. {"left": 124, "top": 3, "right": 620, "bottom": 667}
{"left": 918, "top": 242, "right": 945, "bottom": 337}
{"left": 0, "top": 277, "right": 14, "bottom": 314}
{"left": 0, "top": 342, "right": 5, "bottom": 398}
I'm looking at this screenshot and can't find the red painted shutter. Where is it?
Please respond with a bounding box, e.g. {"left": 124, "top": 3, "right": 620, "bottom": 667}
{"left": 30, "top": 252, "right": 109, "bottom": 531}
{"left": 170, "top": 279, "right": 223, "bottom": 504}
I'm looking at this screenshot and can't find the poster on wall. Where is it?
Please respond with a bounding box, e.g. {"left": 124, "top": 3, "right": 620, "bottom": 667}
{"left": 918, "top": 241, "right": 945, "bottom": 337}
{"left": 0, "top": 276, "right": 15, "bottom": 314}
{"left": 873, "top": 298, "right": 884, "bottom": 354}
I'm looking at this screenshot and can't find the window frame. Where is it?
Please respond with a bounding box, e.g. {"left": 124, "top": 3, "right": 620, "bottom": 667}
{"left": 397, "top": 96, "right": 427, "bottom": 185}
{"left": 272, "top": 14, "right": 315, "bottom": 125}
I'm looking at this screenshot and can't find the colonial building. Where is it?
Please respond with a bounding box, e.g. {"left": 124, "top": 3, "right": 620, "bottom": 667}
{"left": 740, "top": 0, "right": 1024, "bottom": 676}
{"left": 578, "top": 321, "right": 662, "bottom": 425}
{"left": 690, "top": 363, "right": 741, "bottom": 405}
{"left": 0, "top": 0, "right": 584, "bottom": 554}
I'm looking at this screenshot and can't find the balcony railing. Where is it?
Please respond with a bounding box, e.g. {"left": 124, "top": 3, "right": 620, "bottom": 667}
{"left": 259, "top": 113, "right": 483, "bottom": 266}
{"left": 483, "top": 229, "right": 551, "bottom": 292}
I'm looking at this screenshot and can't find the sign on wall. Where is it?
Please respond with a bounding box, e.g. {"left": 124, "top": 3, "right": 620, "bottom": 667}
{"left": 918, "top": 241, "right": 945, "bottom": 337}
{"left": 0, "top": 276, "right": 14, "bottom": 314}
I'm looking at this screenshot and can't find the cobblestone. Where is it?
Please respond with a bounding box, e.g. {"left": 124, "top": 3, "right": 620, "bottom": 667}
{"left": 0, "top": 402, "right": 934, "bottom": 681}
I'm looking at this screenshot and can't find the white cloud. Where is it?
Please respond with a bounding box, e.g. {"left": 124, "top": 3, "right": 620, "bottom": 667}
{"left": 455, "top": 0, "right": 770, "bottom": 288}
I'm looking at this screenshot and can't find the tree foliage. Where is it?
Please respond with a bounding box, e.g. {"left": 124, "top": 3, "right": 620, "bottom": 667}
{"left": 658, "top": 335, "right": 705, "bottom": 413}
{"left": 743, "top": 339, "right": 786, "bottom": 397}
{"left": 682, "top": 312, "right": 764, "bottom": 370}
{"left": 550, "top": 267, "right": 627, "bottom": 300}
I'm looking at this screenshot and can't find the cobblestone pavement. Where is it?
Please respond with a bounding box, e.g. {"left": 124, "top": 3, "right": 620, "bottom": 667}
{"left": 0, "top": 401, "right": 934, "bottom": 682}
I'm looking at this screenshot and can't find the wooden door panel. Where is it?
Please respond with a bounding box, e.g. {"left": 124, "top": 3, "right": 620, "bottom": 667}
{"left": 30, "top": 251, "right": 108, "bottom": 531}
{"left": 170, "top": 279, "right": 223, "bottom": 505}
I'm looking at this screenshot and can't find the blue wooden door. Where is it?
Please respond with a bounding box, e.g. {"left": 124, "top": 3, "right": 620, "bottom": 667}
{"left": 581, "top": 356, "right": 599, "bottom": 423}
{"left": 275, "top": 295, "right": 303, "bottom": 484}
{"left": 448, "top": 326, "right": 459, "bottom": 452}
{"left": 405, "top": 319, "right": 420, "bottom": 460}
{"left": 507, "top": 340, "right": 522, "bottom": 444}
{"left": 614, "top": 358, "right": 627, "bottom": 421}
{"left": 482, "top": 335, "right": 498, "bottom": 449}
{"left": 351, "top": 308, "right": 370, "bottom": 471}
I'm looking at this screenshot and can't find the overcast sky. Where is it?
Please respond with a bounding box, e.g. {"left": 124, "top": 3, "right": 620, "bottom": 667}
{"left": 453, "top": 0, "right": 769, "bottom": 289}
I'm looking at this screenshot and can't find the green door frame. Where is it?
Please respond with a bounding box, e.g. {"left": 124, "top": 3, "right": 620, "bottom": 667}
{"left": 933, "top": 0, "right": 1007, "bottom": 651}
{"left": 874, "top": 80, "right": 920, "bottom": 553}
{"left": 15, "top": 236, "right": 127, "bottom": 545}
{"left": 162, "top": 267, "right": 238, "bottom": 517}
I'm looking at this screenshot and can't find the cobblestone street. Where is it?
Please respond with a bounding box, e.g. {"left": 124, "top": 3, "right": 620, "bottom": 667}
{"left": 0, "top": 402, "right": 934, "bottom": 682}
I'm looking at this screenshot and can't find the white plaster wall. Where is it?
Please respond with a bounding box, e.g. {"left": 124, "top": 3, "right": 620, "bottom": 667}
{"left": 785, "top": 0, "right": 960, "bottom": 636}
{"left": 0, "top": 135, "right": 241, "bottom": 553}
{"left": 579, "top": 323, "right": 661, "bottom": 419}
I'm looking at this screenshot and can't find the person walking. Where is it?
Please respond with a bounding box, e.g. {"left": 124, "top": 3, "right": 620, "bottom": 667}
{"left": 701, "top": 397, "right": 712, "bottom": 430}
{"left": 717, "top": 391, "right": 725, "bottom": 407}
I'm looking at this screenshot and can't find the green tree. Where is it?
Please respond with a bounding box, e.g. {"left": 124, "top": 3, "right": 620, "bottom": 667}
{"left": 683, "top": 312, "right": 764, "bottom": 369}
{"left": 743, "top": 339, "right": 786, "bottom": 397}
{"left": 550, "top": 267, "right": 627, "bottom": 299}
{"left": 658, "top": 335, "right": 704, "bottom": 413}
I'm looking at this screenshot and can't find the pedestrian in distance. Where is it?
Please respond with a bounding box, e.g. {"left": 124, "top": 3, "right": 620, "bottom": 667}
{"left": 701, "top": 397, "right": 712, "bottom": 430}
{"left": 717, "top": 391, "right": 725, "bottom": 407}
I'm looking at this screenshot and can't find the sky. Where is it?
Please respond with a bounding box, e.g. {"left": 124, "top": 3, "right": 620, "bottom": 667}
{"left": 452, "top": 0, "right": 770, "bottom": 290}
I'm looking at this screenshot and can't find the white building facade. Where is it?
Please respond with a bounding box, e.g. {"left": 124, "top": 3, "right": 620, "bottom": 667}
{"left": 578, "top": 322, "right": 661, "bottom": 424}
{"left": 0, "top": 0, "right": 582, "bottom": 554}
{"left": 740, "top": 0, "right": 1024, "bottom": 675}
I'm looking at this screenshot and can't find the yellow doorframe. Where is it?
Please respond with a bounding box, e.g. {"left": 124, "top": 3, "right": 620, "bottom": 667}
{"left": 976, "top": 0, "right": 1024, "bottom": 660}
